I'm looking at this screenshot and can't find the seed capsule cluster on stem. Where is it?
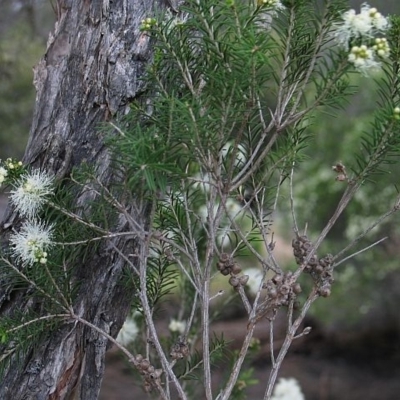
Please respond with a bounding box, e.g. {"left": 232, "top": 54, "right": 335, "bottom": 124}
{"left": 292, "top": 235, "right": 334, "bottom": 297}
{"left": 217, "top": 253, "right": 249, "bottom": 289}
{"left": 170, "top": 339, "right": 189, "bottom": 360}
{"left": 134, "top": 354, "right": 163, "bottom": 392}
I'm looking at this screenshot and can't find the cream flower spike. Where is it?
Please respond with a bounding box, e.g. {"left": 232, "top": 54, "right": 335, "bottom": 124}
{"left": 10, "top": 169, "right": 54, "bottom": 218}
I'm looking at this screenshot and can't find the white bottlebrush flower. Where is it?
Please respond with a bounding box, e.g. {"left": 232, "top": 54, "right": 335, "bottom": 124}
{"left": 244, "top": 267, "right": 264, "bottom": 296}
{"left": 348, "top": 45, "right": 380, "bottom": 75}
{"left": 334, "top": 4, "right": 389, "bottom": 49}
{"left": 271, "top": 377, "right": 305, "bottom": 400}
{"left": 10, "top": 169, "right": 54, "bottom": 218}
{"left": 10, "top": 220, "right": 54, "bottom": 267}
{"left": 334, "top": 9, "right": 369, "bottom": 47}
{"left": 116, "top": 315, "right": 139, "bottom": 346}
{"left": 169, "top": 318, "right": 186, "bottom": 334}
{"left": 0, "top": 166, "right": 8, "bottom": 185}
{"left": 367, "top": 6, "right": 390, "bottom": 31}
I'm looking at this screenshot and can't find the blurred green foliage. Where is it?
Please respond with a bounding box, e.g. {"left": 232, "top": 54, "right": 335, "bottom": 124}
{"left": 0, "top": 1, "right": 53, "bottom": 160}
{"left": 0, "top": 25, "right": 44, "bottom": 159}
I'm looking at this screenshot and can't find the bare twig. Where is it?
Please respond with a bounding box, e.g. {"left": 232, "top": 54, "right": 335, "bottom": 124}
{"left": 289, "top": 161, "right": 299, "bottom": 235}
{"left": 333, "top": 198, "right": 400, "bottom": 263}
{"left": 333, "top": 237, "right": 387, "bottom": 268}
{"left": 216, "top": 321, "right": 257, "bottom": 400}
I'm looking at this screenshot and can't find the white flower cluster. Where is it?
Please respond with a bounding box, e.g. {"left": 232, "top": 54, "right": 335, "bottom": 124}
{"left": 372, "top": 37, "right": 390, "bottom": 58}
{"left": 0, "top": 166, "right": 7, "bottom": 186}
{"left": 334, "top": 3, "right": 390, "bottom": 75}
{"left": 258, "top": 0, "right": 284, "bottom": 11}
{"left": 271, "top": 377, "right": 305, "bottom": 400}
{"left": 168, "top": 318, "right": 186, "bottom": 334}
{"left": 140, "top": 17, "right": 157, "bottom": 32}
{"left": 347, "top": 45, "right": 379, "bottom": 73}
{"left": 0, "top": 158, "right": 23, "bottom": 187}
{"left": 5, "top": 158, "right": 23, "bottom": 171}
{"left": 10, "top": 169, "right": 54, "bottom": 219}
{"left": 4, "top": 165, "right": 56, "bottom": 267}
{"left": 117, "top": 315, "right": 139, "bottom": 346}
{"left": 9, "top": 220, "right": 53, "bottom": 267}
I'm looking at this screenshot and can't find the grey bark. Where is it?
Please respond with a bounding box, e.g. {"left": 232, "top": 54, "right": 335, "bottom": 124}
{"left": 0, "top": 1, "right": 166, "bottom": 398}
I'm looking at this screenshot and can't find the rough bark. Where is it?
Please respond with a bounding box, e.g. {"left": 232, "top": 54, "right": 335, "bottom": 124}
{"left": 0, "top": 1, "right": 166, "bottom": 398}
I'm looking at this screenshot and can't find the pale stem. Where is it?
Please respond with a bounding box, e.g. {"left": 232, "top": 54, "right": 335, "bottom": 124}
{"left": 201, "top": 279, "right": 213, "bottom": 400}
{"left": 43, "top": 262, "right": 71, "bottom": 309}
{"left": 236, "top": 285, "right": 252, "bottom": 315}
{"left": 6, "top": 314, "right": 70, "bottom": 333}
{"left": 333, "top": 200, "right": 400, "bottom": 263}
{"left": 334, "top": 237, "right": 387, "bottom": 268}
{"left": 269, "top": 316, "right": 276, "bottom": 366}
{"left": 138, "top": 244, "right": 187, "bottom": 400}
{"left": 54, "top": 231, "right": 138, "bottom": 246}
{"left": 109, "top": 241, "right": 140, "bottom": 276}
{"left": 289, "top": 161, "right": 299, "bottom": 234}
{"left": 47, "top": 201, "right": 108, "bottom": 235}
{"left": 263, "top": 290, "right": 318, "bottom": 400}
{"left": 217, "top": 321, "right": 257, "bottom": 400}
{"left": 91, "top": 175, "right": 146, "bottom": 235}
{"left": 293, "top": 183, "right": 359, "bottom": 281}
{"left": 1, "top": 257, "right": 67, "bottom": 311}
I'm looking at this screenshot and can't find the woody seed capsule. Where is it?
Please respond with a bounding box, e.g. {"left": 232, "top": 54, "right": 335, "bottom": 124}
{"left": 229, "top": 276, "right": 239, "bottom": 287}
{"left": 231, "top": 263, "right": 242, "bottom": 275}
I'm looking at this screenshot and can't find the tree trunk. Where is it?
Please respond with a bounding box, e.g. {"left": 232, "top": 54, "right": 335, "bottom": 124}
{"left": 0, "top": 1, "right": 165, "bottom": 398}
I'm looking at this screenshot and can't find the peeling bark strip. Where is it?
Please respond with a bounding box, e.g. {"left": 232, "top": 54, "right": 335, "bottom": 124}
{"left": 0, "top": 1, "right": 164, "bottom": 399}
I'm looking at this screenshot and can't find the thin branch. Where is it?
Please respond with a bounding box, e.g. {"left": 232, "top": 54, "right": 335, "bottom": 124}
{"left": 110, "top": 241, "right": 140, "bottom": 276}
{"left": 289, "top": 161, "right": 299, "bottom": 234}
{"left": 43, "top": 262, "right": 71, "bottom": 309}
{"left": 54, "top": 231, "right": 137, "bottom": 246}
{"left": 138, "top": 212, "right": 187, "bottom": 400}
{"left": 216, "top": 321, "right": 257, "bottom": 400}
{"left": 6, "top": 314, "right": 70, "bottom": 334}
{"left": 47, "top": 201, "right": 109, "bottom": 235}
{"left": 333, "top": 237, "right": 387, "bottom": 268}
{"left": 168, "top": 254, "right": 200, "bottom": 293}
{"left": 263, "top": 289, "right": 319, "bottom": 400}
{"left": 109, "top": 121, "right": 126, "bottom": 136}
{"left": 1, "top": 257, "right": 68, "bottom": 311}
{"left": 236, "top": 286, "right": 252, "bottom": 315}
{"left": 293, "top": 182, "right": 360, "bottom": 281}
{"left": 333, "top": 198, "right": 400, "bottom": 263}
{"left": 269, "top": 316, "right": 276, "bottom": 367}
